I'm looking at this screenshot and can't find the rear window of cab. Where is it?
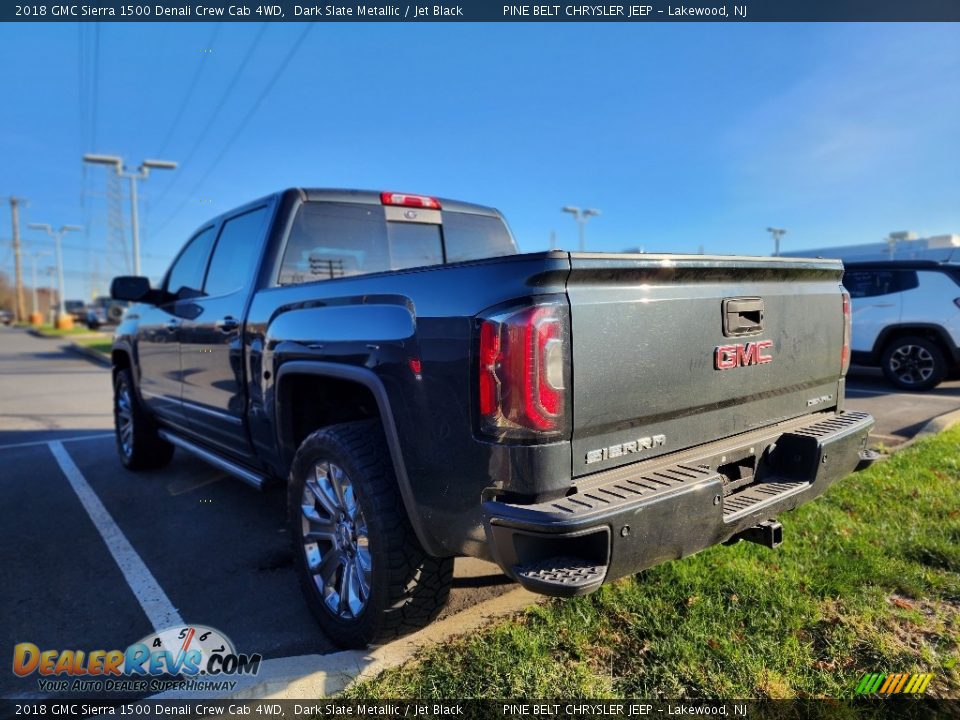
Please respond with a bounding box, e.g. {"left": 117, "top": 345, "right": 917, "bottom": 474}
{"left": 277, "top": 202, "right": 515, "bottom": 285}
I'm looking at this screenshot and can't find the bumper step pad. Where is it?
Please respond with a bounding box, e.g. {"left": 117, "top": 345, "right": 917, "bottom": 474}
{"left": 513, "top": 556, "right": 607, "bottom": 597}
{"left": 722, "top": 480, "right": 807, "bottom": 522}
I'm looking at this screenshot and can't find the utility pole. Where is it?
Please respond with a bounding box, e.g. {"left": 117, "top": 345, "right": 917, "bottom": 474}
{"left": 9, "top": 197, "right": 26, "bottom": 323}
{"left": 767, "top": 227, "right": 787, "bottom": 256}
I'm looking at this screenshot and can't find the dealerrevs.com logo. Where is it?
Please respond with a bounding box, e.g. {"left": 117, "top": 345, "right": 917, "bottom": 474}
{"left": 12, "top": 625, "right": 262, "bottom": 693}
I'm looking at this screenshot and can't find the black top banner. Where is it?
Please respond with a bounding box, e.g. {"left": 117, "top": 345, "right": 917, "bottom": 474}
{"left": 5, "top": 0, "right": 960, "bottom": 22}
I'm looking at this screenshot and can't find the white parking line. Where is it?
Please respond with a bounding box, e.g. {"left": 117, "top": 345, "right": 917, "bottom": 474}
{"left": 48, "top": 441, "right": 183, "bottom": 632}
{"left": 0, "top": 433, "right": 113, "bottom": 451}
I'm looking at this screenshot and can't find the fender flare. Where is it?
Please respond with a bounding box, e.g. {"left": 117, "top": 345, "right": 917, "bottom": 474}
{"left": 110, "top": 342, "right": 147, "bottom": 406}
{"left": 274, "top": 361, "right": 442, "bottom": 556}
{"left": 110, "top": 341, "right": 135, "bottom": 380}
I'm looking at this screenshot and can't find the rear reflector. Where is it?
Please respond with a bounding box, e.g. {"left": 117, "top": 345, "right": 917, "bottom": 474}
{"left": 380, "top": 192, "right": 441, "bottom": 209}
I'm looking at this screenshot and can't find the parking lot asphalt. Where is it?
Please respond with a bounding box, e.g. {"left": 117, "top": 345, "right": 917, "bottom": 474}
{"left": 843, "top": 366, "right": 960, "bottom": 447}
{"left": 2, "top": 326, "right": 959, "bottom": 699}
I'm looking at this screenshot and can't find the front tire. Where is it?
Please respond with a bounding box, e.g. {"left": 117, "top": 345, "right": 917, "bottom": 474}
{"left": 113, "top": 368, "right": 174, "bottom": 470}
{"left": 289, "top": 420, "right": 453, "bottom": 648}
{"left": 881, "top": 336, "right": 947, "bottom": 391}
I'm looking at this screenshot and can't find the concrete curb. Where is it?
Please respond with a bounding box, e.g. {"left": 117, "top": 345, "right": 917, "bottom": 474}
{"left": 895, "top": 407, "right": 960, "bottom": 451}
{"left": 150, "top": 587, "right": 541, "bottom": 701}
{"left": 67, "top": 341, "right": 112, "bottom": 368}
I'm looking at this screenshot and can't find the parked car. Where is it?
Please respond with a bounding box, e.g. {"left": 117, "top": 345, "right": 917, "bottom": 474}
{"left": 842, "top": 260, "right": 960, "bottom": 390}
{"left": 86, "top": 296, "right": 128, "bottom": 330}
{"left": 110, "top": 188, "right": 876, "bottom": 648}
{"left": 0, "top": 309, "right": 13, "bottom": 326}
{"left": 65, "top": 299, "right": 86, "bottom": 324}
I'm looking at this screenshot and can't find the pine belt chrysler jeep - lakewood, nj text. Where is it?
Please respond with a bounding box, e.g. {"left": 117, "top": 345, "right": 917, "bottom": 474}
{"left": 109, "top": 188, "right": 877, "bottom": 647}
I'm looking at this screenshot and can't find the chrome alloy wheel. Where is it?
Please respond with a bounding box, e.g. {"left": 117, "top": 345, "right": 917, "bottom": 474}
{"left": 301, "top": 461, "right": 372, "bottom": 619}
{"left": 889, "top": 344, "right": 935, "bottom": 385}
{"left": 116, "top": 382, "right": 134, "bottom": 459}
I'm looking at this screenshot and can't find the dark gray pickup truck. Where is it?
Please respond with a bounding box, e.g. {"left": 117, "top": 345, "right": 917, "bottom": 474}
{"left": 110, "top": 188, "right": 877, "bottom": 647}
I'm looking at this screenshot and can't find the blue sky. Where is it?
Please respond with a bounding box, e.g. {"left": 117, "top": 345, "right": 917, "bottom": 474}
{"left": 1, "top": 22, "right": 958, "bottom": 299}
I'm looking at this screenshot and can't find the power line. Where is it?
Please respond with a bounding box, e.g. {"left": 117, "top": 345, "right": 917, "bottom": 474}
{"left": 151, "top": 23, "right": 312, "bottom": 237}
{"left": 90, "top": 23, "right": 101, "bottom": 150}
{"left": 149, "top": 23, "right": 269, "bottom": 212}
{"left": 155, "top": 22, "right": 223, "bottom": 157}
{"left": 78, "top": 24, "right": 87, "bottom": 155}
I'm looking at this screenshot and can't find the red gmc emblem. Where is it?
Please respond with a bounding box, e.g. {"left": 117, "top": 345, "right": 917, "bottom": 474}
{"left": 715, "top": 340, "right": 773, "bottom": 370}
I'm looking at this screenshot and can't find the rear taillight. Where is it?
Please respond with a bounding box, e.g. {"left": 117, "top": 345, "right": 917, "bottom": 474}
{"left": 841, "top": 289, "right": 851, "bottom": 375}
{"left": 380, "top": 191, "right": 441, "bottom": 209}
{"left": 477, "top": 300, "right": 569, "bottom": 440}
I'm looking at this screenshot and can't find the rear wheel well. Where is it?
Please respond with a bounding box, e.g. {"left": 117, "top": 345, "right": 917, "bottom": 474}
{"left": 112, "top": 349, "right": 131, "bottom": 378}
{"left": 877, "top": 327, "right": 955, "bottom": 361}
{"left": 279, "top": 373, "right": 382, "bottom": 459}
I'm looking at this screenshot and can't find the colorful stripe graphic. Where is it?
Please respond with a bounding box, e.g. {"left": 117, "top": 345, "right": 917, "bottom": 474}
{"left": 855, "top": 672, "right": 932, "bottom": 696}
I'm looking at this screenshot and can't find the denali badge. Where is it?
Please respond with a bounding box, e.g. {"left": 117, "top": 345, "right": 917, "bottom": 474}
{"left": 715, "top": 340, "right": 773, "bottom": 370}
{"left": 586, "top": 434, "right": 666, "bottom": 465}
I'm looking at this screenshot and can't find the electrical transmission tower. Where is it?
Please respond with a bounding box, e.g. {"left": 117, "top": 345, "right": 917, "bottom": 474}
{"left": 106, "top": 173, "right": 130, "bottom": 276}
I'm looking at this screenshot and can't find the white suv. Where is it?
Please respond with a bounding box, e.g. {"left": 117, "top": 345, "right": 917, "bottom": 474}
{"left": 842, "top": 261, "right": 960, "bottom": 391}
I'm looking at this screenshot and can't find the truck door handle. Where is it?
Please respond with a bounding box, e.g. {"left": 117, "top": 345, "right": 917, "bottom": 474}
{"left": 216, "top": 316, "right": 240, "bottom": 333}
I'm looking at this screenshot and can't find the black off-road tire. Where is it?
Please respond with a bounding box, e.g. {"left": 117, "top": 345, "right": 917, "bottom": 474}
{"left": 113, "top": 367, "right": 175, "bottom": 470}
{"left": 289, "top": 420, "right": 453, "bottom": 648}
{"left": 880, "top": 335, "right": 947, "bottom": 392}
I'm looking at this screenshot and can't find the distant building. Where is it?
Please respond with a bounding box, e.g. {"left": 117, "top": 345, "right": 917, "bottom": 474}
{"left": 781, "top": 231, "right": 959, "bottom": 263}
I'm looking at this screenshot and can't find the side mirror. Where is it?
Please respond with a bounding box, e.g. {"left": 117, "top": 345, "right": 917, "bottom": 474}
{"left": 111, "top": 276, "right": 152, "bottom": 303}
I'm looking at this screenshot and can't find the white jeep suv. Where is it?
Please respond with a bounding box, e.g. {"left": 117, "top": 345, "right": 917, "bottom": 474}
{"left": 843, "top": 261, "right": 960, "bottom": 391}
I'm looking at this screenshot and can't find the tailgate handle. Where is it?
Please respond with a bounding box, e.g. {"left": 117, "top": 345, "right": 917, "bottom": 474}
{"left": 723, "top": 297, "right": 764, "bottom": 336}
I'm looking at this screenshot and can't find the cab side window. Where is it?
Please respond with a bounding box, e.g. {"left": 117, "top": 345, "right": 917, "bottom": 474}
{"left": 204, "top": 206, "right": 270, "bottom": 297}
{"left": 165, "top": 227, "right": 217, "bottom": 298}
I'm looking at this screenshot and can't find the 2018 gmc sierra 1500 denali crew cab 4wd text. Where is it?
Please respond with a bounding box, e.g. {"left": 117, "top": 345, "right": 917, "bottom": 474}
{"left": 109, "top": 188, "right": 877, "bottom": 648}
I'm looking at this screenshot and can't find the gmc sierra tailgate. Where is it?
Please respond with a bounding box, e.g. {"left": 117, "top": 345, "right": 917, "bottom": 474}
{"left": 566, "top": 254, "right": 846, "bottom": 477}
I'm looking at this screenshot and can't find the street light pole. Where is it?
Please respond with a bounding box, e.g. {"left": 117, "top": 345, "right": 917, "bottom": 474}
{"left": 127, "top": 171, "right": 141, "bottom": 274}
{"left": 562, "top": 206, "right": 601, "bottom": 252}
{"left": 28, "top": 223, "right": 83, "bottom": 323}
{"left": 29, "top": 250, "right": 51, "bottom": 317}
{"left": 83, "top": 154, "right": 177, "bottom": 276}
{"left": 766, "top": 227, "right": 787, "bottom": 257}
